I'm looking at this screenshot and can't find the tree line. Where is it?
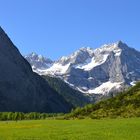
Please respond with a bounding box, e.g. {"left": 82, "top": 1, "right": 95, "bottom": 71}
{"left": 0, "top": 112, "right": 64, "bottom": 121}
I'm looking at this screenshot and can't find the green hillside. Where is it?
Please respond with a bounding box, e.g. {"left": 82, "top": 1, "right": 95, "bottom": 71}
{"left": 66, "top": 82, "right": 140, "bottom": 119}
{"left": 42, "top": 76, "right": 91, "bottom": 107}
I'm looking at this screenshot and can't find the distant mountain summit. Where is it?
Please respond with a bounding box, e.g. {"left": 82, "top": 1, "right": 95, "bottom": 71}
{"left": 26, "top": 41, "right": 140, "bottom": 96}
{"left": 0, "top": 26, "right": 72, "bottom": 112}
{"left": 24, "top": 52, "right": 54, "bottom": 74}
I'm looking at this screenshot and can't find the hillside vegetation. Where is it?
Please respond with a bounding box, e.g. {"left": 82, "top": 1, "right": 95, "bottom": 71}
{"left": 65, "top": 82, "right": 140, "bottom": 119}
{"left": 43, "top": 76, "right": 91, "bottom": 107}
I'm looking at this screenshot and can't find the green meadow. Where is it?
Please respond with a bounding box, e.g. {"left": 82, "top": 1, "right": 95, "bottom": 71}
{"left": 0, "top": 118, "right": 140, "bottom": 140}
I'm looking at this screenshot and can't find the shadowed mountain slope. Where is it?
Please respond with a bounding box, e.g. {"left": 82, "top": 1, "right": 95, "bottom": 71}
{"left": 0, "top": 27, "right": 72, "bottom": 113}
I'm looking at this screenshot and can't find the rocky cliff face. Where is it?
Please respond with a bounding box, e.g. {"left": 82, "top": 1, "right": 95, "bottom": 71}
{"left": 0, "top": 26, "right": 72, "bottom": 113}
{"left": 26, "top": 41, "right": 140, "bottom": 96}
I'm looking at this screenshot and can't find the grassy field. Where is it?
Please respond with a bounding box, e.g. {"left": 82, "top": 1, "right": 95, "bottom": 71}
{"left": 0, "top": 118, "right": 140, "bottom": 140}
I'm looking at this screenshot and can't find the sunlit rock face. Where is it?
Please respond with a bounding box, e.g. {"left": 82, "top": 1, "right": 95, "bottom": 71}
{"left": 25, "top": 41, "right": 140, "bottom": 96}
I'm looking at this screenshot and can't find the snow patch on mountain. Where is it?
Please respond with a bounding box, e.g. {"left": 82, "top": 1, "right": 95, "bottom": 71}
{"left": 88, "top": 81, "right": 122, "bottom": 95}
{"left": 130, "top": 81, "right": 136, "bottom": 86}
{"left": 45, "top": 63, "right": 70, "bottom": 75}
{"left": 76, "top": 54, "right": 109, "bottom": 71}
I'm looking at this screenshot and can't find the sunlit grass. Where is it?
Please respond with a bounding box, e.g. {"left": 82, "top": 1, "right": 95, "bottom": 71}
{"left": 0, "top": 118, "right": 140, "bottom": 140}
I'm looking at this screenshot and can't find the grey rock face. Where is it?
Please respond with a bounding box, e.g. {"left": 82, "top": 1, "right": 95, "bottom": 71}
{"left": 25, "top": 41, "right": 140, "bottom": 96}
{"left": 0, "top": 26, "right": 72, "bottom": 113}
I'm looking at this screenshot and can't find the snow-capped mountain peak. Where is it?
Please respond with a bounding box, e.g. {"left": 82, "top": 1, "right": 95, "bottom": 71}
{"left": 94, "top": 41, "right": 123, "bottom": 55}
{"left": 79, "top": 47, "right": 94, "bottom": 55}
{"left": 56, "top": 47, "right": 94, "bottom": 66}
{"left": 30, "top": 52, "right": 37, "bottom": 57}
{"left": 25, "top": 41, "right": 140, "bottom": 96}
{"left": 24, "top": 53, "right": 54, "bottom": 74}
{"left": 25, "top": 52, "right": 53, "bottom": 63}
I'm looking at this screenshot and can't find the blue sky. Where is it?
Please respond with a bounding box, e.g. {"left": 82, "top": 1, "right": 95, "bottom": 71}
{"left": 0, "top": 0, "right": 140, "bottom": 60}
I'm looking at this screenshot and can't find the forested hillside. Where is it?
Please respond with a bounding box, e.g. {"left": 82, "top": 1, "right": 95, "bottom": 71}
{"left": 66, "top": 82, "right": 140, "bottom": 119}
{"left": 43, "top": 76, "right": 91, "bottom": 107}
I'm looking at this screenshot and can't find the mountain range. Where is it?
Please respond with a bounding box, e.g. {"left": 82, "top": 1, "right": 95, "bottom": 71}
{"left": 1, "top": 25, "right": 140, "bottom": 113}
{"left": 25, "top": 41, "right": 140, "bottom": 98}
